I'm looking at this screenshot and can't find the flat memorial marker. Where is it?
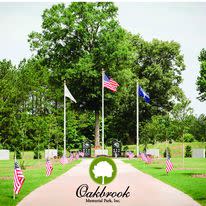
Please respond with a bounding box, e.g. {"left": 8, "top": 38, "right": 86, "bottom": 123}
{"left": 192, "top": 149, "right": 205, "bottom": 158}
{"left": 0, "top": 150, "right": 9, "bottom": 160}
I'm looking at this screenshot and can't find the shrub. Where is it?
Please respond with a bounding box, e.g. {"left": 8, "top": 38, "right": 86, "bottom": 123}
{"left": 33, "top": 148, "right": 42, "bottom": 159}
{"left": 58, "top": 148, "right": 63, "bottom": 157}
{"left": 185, "top": 145, "right": 192, "bottom": 157}
{"left": 143, "top": 145, "right": 147, "bottom": 153}
{"left": 16, "top": 149, "right": 22, "bottom": 159}
{"left": 123, "top": 146, "right": 129, "bottom": 152}
{"left": 163, "top": 147, "right": 171, "bottom": 158}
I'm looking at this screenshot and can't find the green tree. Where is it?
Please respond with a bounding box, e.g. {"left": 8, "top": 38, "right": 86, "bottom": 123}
{"left": 171, "top": 98, "right": 193, "bottom": 167}
{"left": 140, "top": 115, "right": 172, "bottom": 148}
{"left": 108, "top": 36, "right": 186, "bottom": 144}
{"left": 197, "top": 48, "right": 206, "bottom": 101}
{"left": 0, "top": 59, "right": 30, "bottom": 151}
{"left": 132, "top": 37, "right": 185, "bottom": 116}
{"left": 194, "top": 114, "right": 206, "bottom": 142}
{"left": 28, "top": 2, "right": 134, "bottom": 147}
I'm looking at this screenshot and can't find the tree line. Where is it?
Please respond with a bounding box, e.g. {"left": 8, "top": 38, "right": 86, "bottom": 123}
{"left": 0, "top": 2, "right": 205, "bottom": 154}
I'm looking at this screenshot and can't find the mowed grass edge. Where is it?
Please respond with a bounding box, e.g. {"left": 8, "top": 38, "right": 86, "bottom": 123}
{"left": 0, "top": 159, "right": 81, "bottom": 206}
{"left": 124, "top": 158, "right": 206, "bottom": 206}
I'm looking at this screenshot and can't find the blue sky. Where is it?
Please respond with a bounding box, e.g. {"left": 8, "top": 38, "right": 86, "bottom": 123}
{"left": 0, "top": 2, "right": 205, "bottom": 116}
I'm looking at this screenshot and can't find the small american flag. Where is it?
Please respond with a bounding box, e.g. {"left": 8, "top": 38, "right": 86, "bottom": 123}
{"left": 166, "top": 157, "right": 173, "bottom": 173}
{"left": 75, "top": 153, "right": 79, "bottom": 160}
{"left": 69, "top": 153, "right": 74, "bottom": 162}
{"left": 79, "top": 151, "right": 84, "bottom": 158}
{"left": 140, "top": 153, "right": 148, "bottom": 163}
{"left": 14, "top": 161, "right": 25, "bottom": 195}
{"left": 46, "top": 159, "right": 53, "bottom": 176}
{"left": 128, "top": 152, "right": 134, "bottom": 160}
{"left": 146, "top": 155, "right": 153, "bottom": 164}
{"left": 60, "top": 156, "right": 68, "bottom": 165}
{"left": 104, "top": 74, "right": 119, "bottom": 92}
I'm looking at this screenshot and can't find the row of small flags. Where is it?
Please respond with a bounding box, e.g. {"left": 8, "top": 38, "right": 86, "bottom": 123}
{"left": 126, "top": 151, "right": 173, "bottom": 174}
{"left": 60, "top": 151, "right": 84, "bottom": 165}
{"left": 49, "top": 152, "right": 85, "bottom": 176}
{"left": 14, "top": 152, "right": 84, "bottom": 196}
{"left": 140, "top": 153, "right": 153, "bottom": 164}
{"left": 140, "top": 153, "right": 174, "bottom": 174}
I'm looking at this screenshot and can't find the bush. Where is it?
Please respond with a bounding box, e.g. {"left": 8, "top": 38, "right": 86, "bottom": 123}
{"left": 185, "top": 145, "right": 192, "bottom": 157}
{"left": 58, "top": 148, "right": 63, "bottom": 157}
{"left": 163, "top": 147, "right": 171, "bottom": 158}
{"left": 123, "top": 146, "right": 129, "bottom": 152}
{"left": 16, "top": 149, "right": 22, "bottom": 159}
{"left": 143, "top": 145, "right": 147, "bottom": 153}
{"left": 33, "top": 149, "right": 42, "bottom": 159}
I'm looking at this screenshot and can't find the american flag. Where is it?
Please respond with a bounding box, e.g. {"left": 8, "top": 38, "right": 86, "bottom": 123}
{"left": 75, "top": 153, "right": 79, "bottom": 160}
{"left": 79, "top": 151, "right": 84, "bottom": 158}
{"left": 14, "top": 161, "right": 25, "bottom": 195}
{"left": 128, "top": 152, "right": 134, "bottom": 160}
{"left": 166, "top": 157, "right": 173, "bottom": 173}
{"left": 140, "top": 153, "right": 148, "bottom": 163}
{"left": 46, "top": 159, "right": 53, "bottom": 176}
{"left": 60, "top": 156, "right": 68, "bottom": 165}
{"left": 104, "top": 74, "right": 119, "bottom": 92}
{"left": 69, "top": 153, "right": 74, "bottom": 162}
{"left": 146, "top": 155, "right": 153, "bottom": 164}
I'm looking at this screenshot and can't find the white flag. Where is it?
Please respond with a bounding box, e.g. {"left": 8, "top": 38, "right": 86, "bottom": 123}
{"left": 64, "top": 85, "right": 76, "bottom": 103}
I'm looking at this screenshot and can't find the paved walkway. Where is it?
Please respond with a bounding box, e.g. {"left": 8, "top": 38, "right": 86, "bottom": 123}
{"left": 18, "top": 159, "right": 199, "bottom": 206}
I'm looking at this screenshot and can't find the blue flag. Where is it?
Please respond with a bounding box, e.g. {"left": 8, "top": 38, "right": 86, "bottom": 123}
{"left": 139, "top": 86, "right": 150, "bottom": 103}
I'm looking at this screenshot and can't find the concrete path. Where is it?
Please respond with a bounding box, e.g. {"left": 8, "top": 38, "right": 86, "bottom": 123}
{"left": 18, "top": 159, "right": 199, "bottom": 206}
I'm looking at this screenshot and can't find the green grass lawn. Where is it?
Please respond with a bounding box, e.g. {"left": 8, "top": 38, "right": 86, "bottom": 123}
{"left": 0, "top": 158, "right": 81, "bottom": 206}
{"left": 124, "top": 158, "right": 206, "bottom": 206}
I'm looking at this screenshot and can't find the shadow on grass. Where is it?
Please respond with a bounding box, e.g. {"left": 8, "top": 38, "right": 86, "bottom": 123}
{"left": 177, "top": 172, "right": 204, "bottom": 176}
{"left": 195, "top": 197, "right": 206, "bottom": 201}
{"left": 5, "top": 194, "right": 14, "bottom": 199}
{"left": 152, "top": 166, "right": 163, "bottom": 169}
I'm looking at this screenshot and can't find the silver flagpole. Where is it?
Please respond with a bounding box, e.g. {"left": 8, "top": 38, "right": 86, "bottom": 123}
{"left": 64, "top": 80, "right": 66, "bottom": 156}
{"left": 136, "top": 80, "right": 139, "bottom": 157}
{"left": 102, "top": 69, "right": 105, "bottom": 151}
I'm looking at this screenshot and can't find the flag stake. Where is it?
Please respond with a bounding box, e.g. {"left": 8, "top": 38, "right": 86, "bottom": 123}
{"left": 166, "top": 139, "right": 168, "bottom": 158}
{"left": 102, "top": 69, "right": 105, "bottom": 151}
{"left": 13, "top": 152, "right": 16, "bottom": 200}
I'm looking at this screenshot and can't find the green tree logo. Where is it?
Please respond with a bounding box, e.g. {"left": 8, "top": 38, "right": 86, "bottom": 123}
{"left": 89, "top": 157, "right": 117, "bottom": 185}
